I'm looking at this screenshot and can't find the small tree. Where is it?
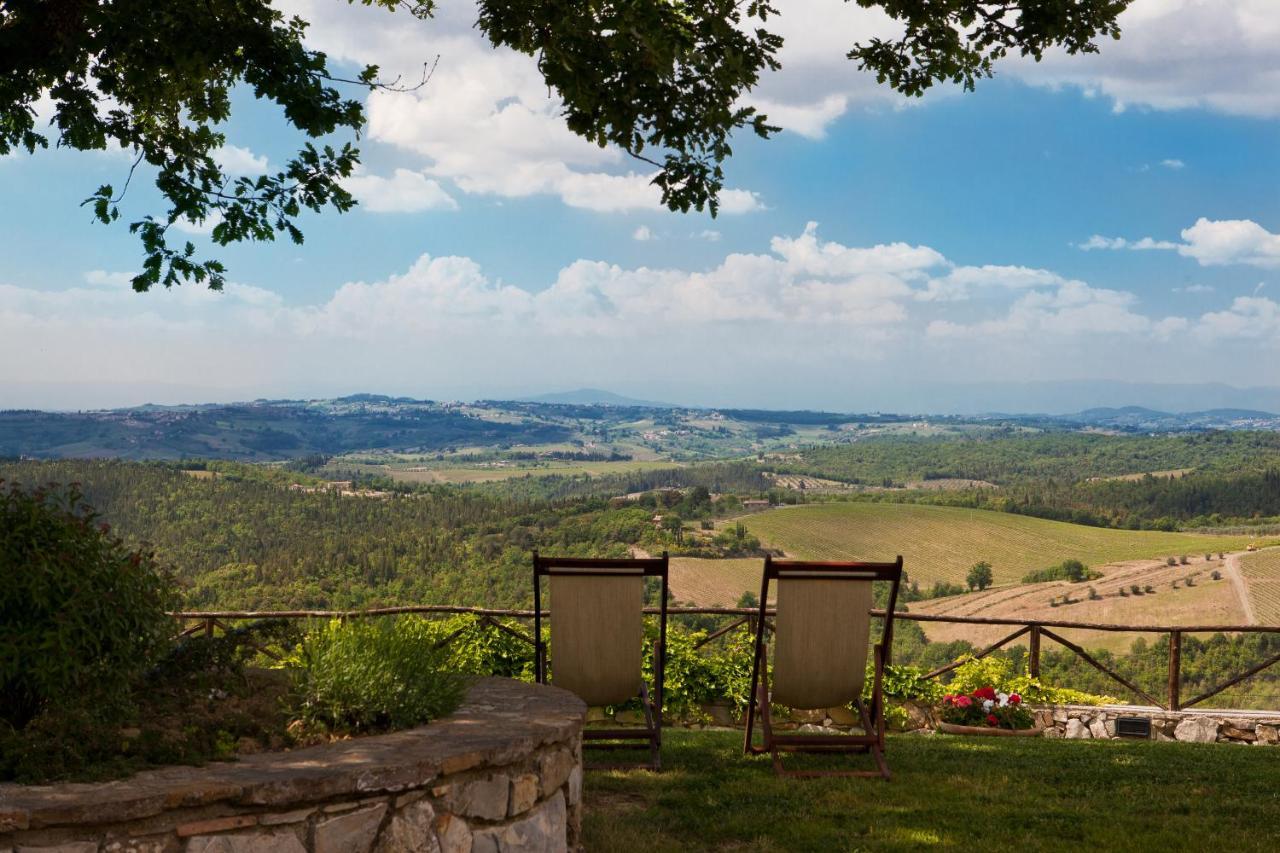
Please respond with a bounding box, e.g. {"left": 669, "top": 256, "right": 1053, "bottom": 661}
{"left": 967, "top": 561, "right": 994, "bottom": 592}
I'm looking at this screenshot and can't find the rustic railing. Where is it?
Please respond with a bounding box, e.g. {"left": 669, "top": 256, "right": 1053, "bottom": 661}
{"left": 172, "top": 606, "right": 1280, "bottom": 713}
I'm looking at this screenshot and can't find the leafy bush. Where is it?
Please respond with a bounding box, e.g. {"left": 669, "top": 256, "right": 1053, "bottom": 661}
{"left": 946, "top": 655, "right": 1115, "bottom": 706}
{"left": 0, "top": 481, "right": 175, "bottom": 730}
{"left": 1021, "top": 559, "right": 1099, "bottom": 584}
{"left": 875, "top": 664, "right": 944, "bottom": 704}
{"left": 293, "top": 617, "right": 470, "bottom": 732}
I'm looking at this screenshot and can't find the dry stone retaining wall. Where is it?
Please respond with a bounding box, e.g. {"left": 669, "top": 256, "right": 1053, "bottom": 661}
{"left": 1036, "top": 704, "right": 1280, "bottom": 744}
{"left": 0, "top": 678, "right": 586, "bottom": 853}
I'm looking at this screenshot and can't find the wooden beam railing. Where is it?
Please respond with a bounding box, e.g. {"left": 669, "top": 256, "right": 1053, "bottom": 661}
{"left": 171, "top": 606, "right": 1280, "bottom": 713}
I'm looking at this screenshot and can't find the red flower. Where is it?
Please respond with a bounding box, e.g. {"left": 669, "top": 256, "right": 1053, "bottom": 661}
{"left": 1009, "top": 693, "right": 1022, "bottom": 705}
{"left": 986, "top": 714, "right": 999, "bottom": 727}
{"left": 973, "top": 686, "right": 998, "bottom": 702}
{"left": 955, "top": 695, "right": 973, "bottom": 708}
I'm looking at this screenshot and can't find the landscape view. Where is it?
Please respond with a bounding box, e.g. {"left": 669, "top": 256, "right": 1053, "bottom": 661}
{"left": 4, "top": 1, "right": 1280, "bottom": 851}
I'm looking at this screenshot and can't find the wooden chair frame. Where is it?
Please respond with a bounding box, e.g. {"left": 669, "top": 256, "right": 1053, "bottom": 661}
{"left": 743, "top": 555, "right": 903, "bottom": 779}
{"left": 533, "top": 551, "right": 669, "bottom": 770}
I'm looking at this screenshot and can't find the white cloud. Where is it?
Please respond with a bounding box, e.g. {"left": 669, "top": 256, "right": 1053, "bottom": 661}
{"left": 632, "top": 226, "right": 654, "bottom": 242}
{"left": 1161, "top": 159, "right": 1186, "bottom": 170}
{"left": 1078, "top": 235, "right": 1178, "bottom": 251}
{"left": 213, "top": 145, "right": 269, "bottom": 176}
{"left": 343, "top": 168, "right": 458, "bottom": 213}
{"left": 15, "top": 224, "right": 1280, "bottom": 405}
{"left": 1178, "top": 218, "right": 1280, "bottom": 268}
{"left": 1077, "top": 218, "right": 1280, "bottom": 268}
{"left": 697, "top": 230, "right": 722, "bottom": 242}
{"left": 1013, "top": 0, "right": 1280, "bottom": 118}
{"left": 1173, "top": 284, "right": 1215, "bottom": 294}
{"left": 1196, "top": 296, "right": 1280, "bottom": 339}
{"left": 279, "top": 0, "right": 763, "bottom": 215}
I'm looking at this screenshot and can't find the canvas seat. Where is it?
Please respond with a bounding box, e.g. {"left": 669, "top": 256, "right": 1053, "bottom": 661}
{"left": 743, "top": 555, "right": 904, "bottom": 778}
{"left": 533, "top": 551, "right": 669, "bottom": 770}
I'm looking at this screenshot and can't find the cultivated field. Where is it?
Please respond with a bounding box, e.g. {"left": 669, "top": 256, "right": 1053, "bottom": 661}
{"left": 324, "top": 457, "right": 681, "bottom": 484}
{"left": 1239, "top": 547, "right": 1280, "bottom": 625}
{"left": 912, "top": 556, "right": 1248, "bottom": 653}
{"left": 670, "top": 558, "right": 766, "bottom": 606}
{"left": 743, "top": 502, "right": 1268, "bottom": 588}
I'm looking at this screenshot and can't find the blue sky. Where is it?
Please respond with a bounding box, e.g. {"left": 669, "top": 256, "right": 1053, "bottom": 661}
{"left": 2, "top": 0, "right": 1279, "bottom": 411}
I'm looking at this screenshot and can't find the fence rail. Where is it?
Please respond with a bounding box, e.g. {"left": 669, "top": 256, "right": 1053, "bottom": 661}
{"left": 171, "top": 606, "right": 1280, "bottom": 713}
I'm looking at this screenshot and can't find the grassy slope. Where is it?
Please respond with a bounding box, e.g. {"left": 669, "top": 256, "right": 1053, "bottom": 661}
{"left": 743, "top": 502, "right": 1270, "bottom": 587}
{"left": 584, "top": 730, "right": 1280, "bottom": 852}
{"left": 1240, "top": 548, "right": 1280, "bottom": 624}
{"left": 913, "top": 557, "right": 1248, "bottom": 654}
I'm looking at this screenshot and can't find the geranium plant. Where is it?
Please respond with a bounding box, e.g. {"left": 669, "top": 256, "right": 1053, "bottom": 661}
{"left": 939, "top": 685, "right": 1035, "bottom": 730}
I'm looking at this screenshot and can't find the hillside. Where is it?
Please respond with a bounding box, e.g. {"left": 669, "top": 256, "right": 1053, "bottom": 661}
{"left": 741, "top": 502, "right": 1270, "bottom": 587}
{"left": 1240, "top": 547, "right": 1280, "bottom": 625}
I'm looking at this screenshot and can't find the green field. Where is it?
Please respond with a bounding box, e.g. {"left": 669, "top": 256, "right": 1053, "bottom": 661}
{"left": 584, "top": 730, "right": 1280, "bottom": 852}
{"left": 743, "top": 502, "right": 1272, "bottom": 587}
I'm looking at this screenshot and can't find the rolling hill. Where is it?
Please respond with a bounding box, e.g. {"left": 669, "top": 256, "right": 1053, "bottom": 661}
{"left": 742, "top": 502, "right": 1270, "bottom": 587}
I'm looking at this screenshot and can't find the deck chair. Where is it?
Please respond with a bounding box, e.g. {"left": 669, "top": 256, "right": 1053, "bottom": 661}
{"left": 743, "top": 555, "right": 904, "bottom": 779}
{"left": 533, "top": 551, "right": 669, "bottom": 770}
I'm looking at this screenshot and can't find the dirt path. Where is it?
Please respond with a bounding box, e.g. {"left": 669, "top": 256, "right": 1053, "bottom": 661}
{"left": 1224, "top": 551, "right": 1258, "bottom": 625}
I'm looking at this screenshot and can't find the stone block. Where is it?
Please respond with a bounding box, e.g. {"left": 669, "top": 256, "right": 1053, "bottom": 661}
{"left": 315, "top": 802, "right": 388, "bottom": 853}
{"left": 441, "top": 776, "right": 509, "bottom": 822}
{"left": 509, "top": 775, "right": 539, "bottom": 816}
{"left": 259, "top": 809, "right": 315, "bottom": 827}
{"left": 0, "top": 808, "right": 29, "bottom": 832}
{"left": 1174, "top": 717, "right": 1219, "bottom": 744}
{"left": 567, "top": 766, "right": 582, "bottom": 810}
{"left": 1088, "top": 717, "right": 1108, "bottom": 740}
{"left": 613, "top": 710, "right": 645, "bottom": 726}
{"left": 584, "top": 708, "right": 608, "bottom": 724}
{"left": 177, "top": 817, "right": 257, "bottom": 838}
{"left": 433, "top": 815, "right": 472, "bottom": 853}
{"left": 471, "top": 791, "right": 566, "bottom": 853}
{"left": 790, "top": 709, "right": 825, "bottom": 725}
{"left": 375, "top": 800, "right": 439, "bottom": 853}
{"left": 441, "top": 752, "right": 484, "bottom": 776}
{"left": 1221, "top": 725, "right": 1256, "bottom": 742}
{"left": 1256, "top": 724, "right": 1279, "bottom": 745}
{"left": 1043, "top": 727, "right": 1063, "bottom": 739}
{"left": 104, "top": 837, "right": 170, "bottom": 853}
{"left": 1052, "top": 708, "right": 1069, "bottom": 724}
{"left": 538, "top": 749, "right": 575, "bottom": 798}
{"left": 16, "top": 844, "right": 99, "bottom": 853}
{"left": 1065, "top": 719, "right": 1091, "bottom": 739}
{"left": 185, "top": 830, "right": 305, "bottom": 853}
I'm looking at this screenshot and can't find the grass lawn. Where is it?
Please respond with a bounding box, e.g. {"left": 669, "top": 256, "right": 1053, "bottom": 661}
{"left": 583, "top": 729, "right": 1280, "bottom": 852}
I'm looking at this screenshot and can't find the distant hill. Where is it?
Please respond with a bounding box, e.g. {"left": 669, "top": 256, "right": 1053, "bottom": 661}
{"left": 517, "top": 388, "right": 677, "bottom": 408}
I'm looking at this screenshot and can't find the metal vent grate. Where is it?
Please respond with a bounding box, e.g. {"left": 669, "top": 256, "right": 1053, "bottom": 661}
{"left": 1115, "top": 717, "right": 1152, "bottom": 739}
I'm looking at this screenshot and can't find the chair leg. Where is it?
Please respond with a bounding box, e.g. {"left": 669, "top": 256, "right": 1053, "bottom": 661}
{"left": 640, "top": 683, "right": 661, "bottom": 772}
{"left": 854, "top": 698, "right": 891, "bottom": 781}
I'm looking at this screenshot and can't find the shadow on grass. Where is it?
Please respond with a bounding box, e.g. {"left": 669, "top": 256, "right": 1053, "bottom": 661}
{"left": 582, "top": 730, "right": 1280, "bottom": 852}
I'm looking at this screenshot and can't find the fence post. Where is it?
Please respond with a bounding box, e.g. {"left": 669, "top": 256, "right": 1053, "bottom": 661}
{"left": 1168, "top": 630, "right": 1182, "bottom": 711}
{"left": 1028, "top": 625, "right": 1041, "bottom": 679}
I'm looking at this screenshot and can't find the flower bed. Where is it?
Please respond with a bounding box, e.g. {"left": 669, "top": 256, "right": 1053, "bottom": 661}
{"left": 938, "top": 686, "right": 1037, "bottom": 732}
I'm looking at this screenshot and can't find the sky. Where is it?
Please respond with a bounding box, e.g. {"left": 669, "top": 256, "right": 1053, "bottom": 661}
{"left": 2, "top": 0, "right": 1280, "bottom": 412}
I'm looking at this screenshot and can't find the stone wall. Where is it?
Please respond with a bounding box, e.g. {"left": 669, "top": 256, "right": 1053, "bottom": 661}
{"left": 0, "top": 678, "right": 586, "bottom": 853}
{"left": 1035, "top": 704, "right": 1280, "bottom": 745}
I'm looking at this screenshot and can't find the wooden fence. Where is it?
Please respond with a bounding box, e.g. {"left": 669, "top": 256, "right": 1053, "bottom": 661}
{"left": 173, "top": 606, "right": 1280, "bottom": 713}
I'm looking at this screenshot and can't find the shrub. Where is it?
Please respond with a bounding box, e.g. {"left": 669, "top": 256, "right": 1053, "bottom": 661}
{"left": 293, "top": 617, "right": 469, "bottom": 732}
{"left": 946, "top": 656, "right": 1114, "bottom": 706}
{"left": 1022, "top": 559, "right": 1097, "bottom": 584}
{"left": 1167, "top": 557, "right": 1178, "bottom": 566}
{"left": 0, "top": 481, "right": 175, "bottom": 731}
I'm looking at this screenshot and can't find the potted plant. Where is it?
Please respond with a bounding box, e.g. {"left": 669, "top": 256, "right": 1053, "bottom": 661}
{"left": 936, "top": 686, "right": 1041, "bottom": 736}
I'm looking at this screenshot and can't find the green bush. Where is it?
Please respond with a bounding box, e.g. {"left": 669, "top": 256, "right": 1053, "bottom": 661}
{"left": 0, "top": 481, "right": 175, "bottom": 730}
{"left": 946, "top": 655, "right": 1115, "bottom": 706}
{"left": 293, "top": 617, "right": 470, "bottom": 732}
{"left": 1021, "top": 559, "right": 1099, "bottom": 584}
